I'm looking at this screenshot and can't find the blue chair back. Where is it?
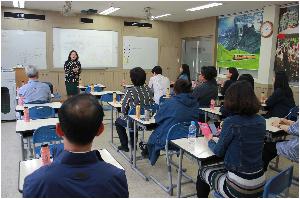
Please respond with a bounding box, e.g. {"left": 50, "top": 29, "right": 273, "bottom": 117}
{"left": 29, "top": 106, "right": 55, "bottom": 120}
{"left": 128, "top": 106, "right": 145, "bottom": 115}
{"left": 286, "top": 106, "right": 299, "bottom": 121}
{"left": 85, "top": 85, "right": 103, "bottom": 93}
{"left": 165, "top": 122, "right": 191, "bottom": 145}
{"left": 263, "top": 166, "right": 293, "bottom": 198}
{"left": 33, "top": 125, "right": 63, "bottom": 158}
{"left": 101, "top": 93, "right": 122, "bottom": 102}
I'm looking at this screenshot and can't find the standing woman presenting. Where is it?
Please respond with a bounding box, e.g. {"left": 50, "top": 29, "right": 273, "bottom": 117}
{"left": 64, "top": 50, "right": 81, "bottom": 97}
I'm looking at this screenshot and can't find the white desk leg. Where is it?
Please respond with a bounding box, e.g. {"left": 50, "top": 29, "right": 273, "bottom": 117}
{"left": 177, "top": 149, "right": 184, "bottom": 198}
{"left": 128, "top": 119, "right": 133, "bottom": 164}
{"left": 111, "top": 107, "right": 114, "bottom": 144}
{"left": 133, "top": 120, "right": 137, "bottom": 168}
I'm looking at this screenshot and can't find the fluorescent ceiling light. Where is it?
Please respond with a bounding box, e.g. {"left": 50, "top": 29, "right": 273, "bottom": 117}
{"left": 13, "top": 0, "right": 18, "bottom": 7}
{"left": 19, "top": 0, "right": 25, "bottom": 8}
{"left": 152, "top": 14, "right": 171, "bottom": 19}
{"left": 186, "top": 3, "right": 223, "bottom": 11}
{"left": 99, "top": 7, "right": 120, "bottom": 15}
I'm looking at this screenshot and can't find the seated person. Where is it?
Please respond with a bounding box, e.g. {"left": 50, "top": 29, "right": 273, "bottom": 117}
{"left": 220, "top": 74, "right": 255, "bottom": 118}
{"left": 18, "top": 65, "right": 51, "bottom": 104}
{"left": 238, "top": 73, "right": 254, "bottom": 89}
{"left": 148, "top": 65, "right": 170, "bottom": 105}
{"left": 147, "top": 79, "right": 199, "bottom": 165}
{"left": 264, "top": 71, "right": 295, "bottom": 118}
{"left": 220, "top": 67, "right": 239, "bottom": 96}
{"left": 197, "top": 81, "right": 266, "bottom": 198}
{"left": 116, "top": 67, "right": 154, "bottom": 152}
{"left": 23, "top": 94, "right": 129, "bottom": 197}
{"left": 192, "top": 66, "right": 218, "bottom": 107}
{"left": 262, "top": 118, "right": 298, "bottom": 171}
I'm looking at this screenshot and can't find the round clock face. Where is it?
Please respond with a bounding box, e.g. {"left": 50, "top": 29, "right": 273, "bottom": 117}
{"left": 261, "top": 21, "right": 273, "bottom": 38}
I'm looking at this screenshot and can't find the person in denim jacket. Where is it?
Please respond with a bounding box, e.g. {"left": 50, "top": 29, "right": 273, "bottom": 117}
{"left": 197, "top": 81, "right": 266, "bottom": 198}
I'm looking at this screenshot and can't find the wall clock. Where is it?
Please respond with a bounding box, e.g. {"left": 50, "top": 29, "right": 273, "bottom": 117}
{"left": 260, "top": 21, "right": 273, "bottom": 38}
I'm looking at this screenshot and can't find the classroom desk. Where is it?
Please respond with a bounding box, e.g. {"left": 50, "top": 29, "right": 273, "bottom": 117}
{"left": 15, "top": 102, "right": 62, "bottom": 112}
{"left": 18, "top": 149, "right": 124, "bottom": 192}
{"left": 90, "top": 91, "right": 124, "bottom": 98}
{"left": 199, "top": 107, "right": 221, "bottom": 122}
{"left": 171, "top": 137, "right": 220, "bottom": 198}
{"left": 128, "top": 115, "right": 156, "bottom": 181}
{"left": 265, "top": 117, "right": 288, "bottom": 140}
{"left": 16, "top": 118, "right": 59, "bottom": 160}
{"left": 78, "top": 84, "right": 106, "bottom": 91}
{"left": 107, "top": 102, "right": 122, "bottom": 151}
{"left": 123, "top": 84, "right": 134, "bottom": 89}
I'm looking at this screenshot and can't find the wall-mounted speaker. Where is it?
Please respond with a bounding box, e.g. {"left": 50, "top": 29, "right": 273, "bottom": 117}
{"left": 80, "top": 18, "right": 93, "bottom": 23}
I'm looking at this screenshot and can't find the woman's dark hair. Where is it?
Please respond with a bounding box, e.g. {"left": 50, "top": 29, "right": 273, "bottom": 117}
{"left": 152, "top": 66, "right": 162, "bottom": 74}
{"left": 201, "top": 66, "right": 217, "bottom": 81}
{"left": 238, "top": 74, "right": 254, "bottom": 89}
{"left": 177, "top": 64, "right": 191, "bottom": 82}
{"left": 274, "top": 71, "right": 294, "bottom": 98}
{"left": 68, "top": 50, "right": 79, "bottom": 61}
{"left": 224, "top": 81, "right": 260, "bottom": 116}
{"left": 174, "top": 79, "right": 192, "bottom": 94}
{"left": 130, "top": 67, "right": 146, "bottom": 86}
{"left": 227, "top": 67, "right": 239, "bottom": 81}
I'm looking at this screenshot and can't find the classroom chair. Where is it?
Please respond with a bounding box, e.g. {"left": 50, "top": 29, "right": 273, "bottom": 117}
{"left": 149, "top": 122, "right": 196, "bottom": 196}
{"left": 29, "top": 106, "right": 55, "bottom": 120}
{"left": 85, "top": 85, "right": 103, "bottom": 93}
{"left": 263, "top": 165, "right": 294, "bottom": 198}
{"left": 32, "top": 125, "right": 64, "bottom": 158}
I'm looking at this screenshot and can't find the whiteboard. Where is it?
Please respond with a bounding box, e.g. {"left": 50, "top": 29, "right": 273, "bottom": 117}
{"left": 123, "top": 36, "right": 158, "bottom": 69}
{"left": 53, "top": 28, "right": 118, "bottom": 68}
{"left": 1, "top": 30, "right": 47, "bottom": 69}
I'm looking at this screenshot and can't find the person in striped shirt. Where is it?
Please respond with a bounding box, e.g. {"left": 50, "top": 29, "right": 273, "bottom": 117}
{"left": 115, "top": 67, "right": 154, "bottom": 152}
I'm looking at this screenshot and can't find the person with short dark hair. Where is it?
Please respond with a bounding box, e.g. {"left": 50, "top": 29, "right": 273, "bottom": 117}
{"left": 23, "top": 94, "right": 129, "bottom": 198}
{"left": 116, "top": 67, "right": 154, "bottom": 152}
{"left": 238, "top": 73, "right": 255, "bottom": 89}
{"left": 220, "top": 67, "right": 239, "bottom": 95}
{"left": 197, "top": 81, "right": 266, "bottom": 198}
{"left": 147, "top": 79, "right": 199, "bottom": 165}
{"left": 64, "top": 50, "right": 81, "bottom": 97}
{"left": 148, "top": 66, "right": 170, "bottom": 105}
{"left": 18, "top": 65, "right": 51, "bottom": 104}
{"left": 264, "top": 71, "right": 295, "bottom": 118}
{"left": 192, "top": 66, "right": 218, "bottom": 107}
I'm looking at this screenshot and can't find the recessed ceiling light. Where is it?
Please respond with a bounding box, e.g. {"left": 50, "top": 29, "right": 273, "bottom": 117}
{"left": 186, "top": 3, "right": 223, "bottom": 12}
{"left": 12, "top": 0, "right": 19, "bottom": 8}
{"left": 19, "top": 0, "right": 25, "bottom": 8}
{"left": 99, "top": 7, "right": 120, "bottom": 15}
{"left": 152, "top": 13, "right": 171, "bottom": 19}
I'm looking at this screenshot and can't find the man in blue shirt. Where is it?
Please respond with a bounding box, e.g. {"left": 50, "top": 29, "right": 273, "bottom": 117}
{"left": 23, "top": 94, "right": 129, "bottom": 197}
{"left": 18, "top": 65, "right": 51, "bottom": 104}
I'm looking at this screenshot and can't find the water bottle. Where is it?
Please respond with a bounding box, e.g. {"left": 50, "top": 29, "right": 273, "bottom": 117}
{"left": 210, "top": 99, "right": 215, "bottom": 111}
{"left": 23, "top": 106, "right": 30, "bottom": 122}
{"left": 188, "top": 121, "right": 197, "bottom": 145}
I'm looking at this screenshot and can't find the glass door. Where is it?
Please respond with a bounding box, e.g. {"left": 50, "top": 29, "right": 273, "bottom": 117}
{"left": 181, "top": 36, "right": 213, "bottom": 81}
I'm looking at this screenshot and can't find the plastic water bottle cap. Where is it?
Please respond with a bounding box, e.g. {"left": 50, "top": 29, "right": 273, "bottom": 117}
{"left": 191, "top": 121, "right": 196, "bottom": 126}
